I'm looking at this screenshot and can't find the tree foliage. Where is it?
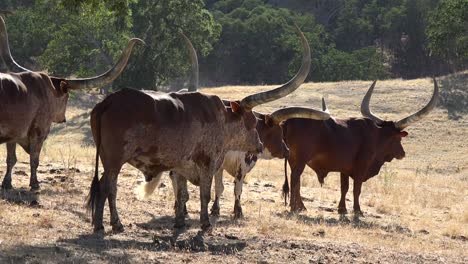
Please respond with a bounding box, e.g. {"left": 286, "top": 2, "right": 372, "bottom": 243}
{"left": 1, "top": 0, "right": 465, "bottom": 88}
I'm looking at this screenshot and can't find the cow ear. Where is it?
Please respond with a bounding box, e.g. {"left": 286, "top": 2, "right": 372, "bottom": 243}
{"left": 230, "top": 101, "right": 242, "bottom": 114}
{"left": 264, "top": 114, "right": 274, "bottom": 126}
{"left": 60, "top": 81, "right": 69, "bottom": 93}
{"left": 398, "top": 131, "right": 408, "bottom": 138}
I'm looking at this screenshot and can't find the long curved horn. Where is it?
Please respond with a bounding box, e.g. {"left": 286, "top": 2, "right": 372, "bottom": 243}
{"left": 322, "top": 97, "right": 327, "bottom": 111}
{"left": 66, "top": 38, "right": 144, "bottom": 90}
{"left": 269, "top": 106, "right": 330, "bottom": 124}
{"left": 395, "top": 78, "right": 438, "bottom": 129}
{"left": 240, "top": 25, "right": 311, "bottom": 110}
{"left": 360, "top": 80, "right": 385, "bottom": 124}
{"left": 179, "top": 31, "right": 198, "bottom": 92}
{"left": 0, "top": 16, "right": 31, "bottom": 72}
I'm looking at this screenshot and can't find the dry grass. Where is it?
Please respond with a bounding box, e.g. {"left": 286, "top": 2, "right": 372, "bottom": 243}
{"left": 0, "top": 74, "right": 467, "bottom": 263}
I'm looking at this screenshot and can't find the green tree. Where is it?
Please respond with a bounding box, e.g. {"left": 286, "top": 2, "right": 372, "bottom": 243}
{"left": 427, "top": 0, "right": 468, "bottom": 71}
{"left": 115, "top": 0, "right": 221, "bottom": 89}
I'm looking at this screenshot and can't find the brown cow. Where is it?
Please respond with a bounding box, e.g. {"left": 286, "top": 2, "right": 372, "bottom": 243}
{"left": 86, "top": 27, "right": 326, "bottom": 234}
{"left": 283, "top": 80, "right": 438, "bottom": 213}
{"left": 0, "top": 16, "right": 143, "bottom": 190}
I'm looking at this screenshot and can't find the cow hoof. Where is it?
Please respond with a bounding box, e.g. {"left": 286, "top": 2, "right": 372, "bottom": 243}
{"left": 233, "top": 209, "right": 244, "bottom": 219}
{"left": 338, "top": 208, "right": 348, "bottom": 215}
{"left": 210, "top": 208, "right": 220, "bottom": 217}
{"left": 30, "top": 184, "right": 40, "bottom": 191}
{"left": 112, "top": 223, "right": 125, "bottom": 233}
{"left": 201, "top": 223, "right": 212, "bottom": 233}
{"left": 93, "top": 227, "right": 105, "bottom": 237}
{"left": 1, "top": 182, "right": 12, "bottom": 190}
{"left": 353, "top": 210, "right": 364, "bottom": 217}
{"left": 174, "top": 221, "right": 186, "bottom": 229}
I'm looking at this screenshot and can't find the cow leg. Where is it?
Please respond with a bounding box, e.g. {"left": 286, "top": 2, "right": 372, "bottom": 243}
{"left": 93, "top": 169, "right": 118, "bottom": 233}
{"left": 1, "top": 143, "right": 17, "bottom": 190}
{"left": 170, "top": 172, "right": 188, "bottom": 216}
{"left": 199, "top": 172, "right": 213, "bottom": 231}
{"left": 174, "top": 174, "right": 188, "bottom": 228}
{"left": 290, "top": 162, "right": 307, "bottom": 212}
{"left": 109, "top": 171, "right": 129, "bottom": 233}
{"left": 353, "top": 179, "right": 363, "bottom": 216}
{"left": 338, "top": 173, "right": 349, "bottom": 214}
{"left": 29, "top": 139, "right": 44, "bottom": 190}
{"left": 210, "top": 169, "right": 223, "bottom": 216}
{"left": 233, "top": 167, "right": 244, "bottom": 219}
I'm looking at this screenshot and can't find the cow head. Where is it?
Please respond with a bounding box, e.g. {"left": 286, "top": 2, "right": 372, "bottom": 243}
{"left": 255, "top": 113, "right": 289, "bottom": 159}
{"left": 361, "top": 79, "right": 438, "bottom": 168}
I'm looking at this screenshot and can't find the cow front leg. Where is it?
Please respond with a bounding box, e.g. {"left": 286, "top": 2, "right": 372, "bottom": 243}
{"left": 174, "top": 175, "right": 188, "bottom": 229}
{"left": 1, "top": 143, "right": 17, "bottom": 190}
{"left": 290, "top": 162, "right": 306, "bottom": 212}
{"left": 199, "top": 172, "right": 213, "bottom": 231}
{"left": 338, "top": 173, "right": 349, "bottom": 214}
{"left": 233, "top": 168, "right": 245, "bottom": 219}
{"left": 29, "top": 139, "right": 45, "bottom": 191}
{"left": 353, "top": 179, "right": 363, "bottom": 216}
{"left": 210, "top": 169, "right": 223, "bottom": 216}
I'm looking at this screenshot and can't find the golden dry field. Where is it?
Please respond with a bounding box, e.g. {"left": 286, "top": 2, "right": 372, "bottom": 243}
{"left": 0, "top": 72, "right": 467, "bottom": 263}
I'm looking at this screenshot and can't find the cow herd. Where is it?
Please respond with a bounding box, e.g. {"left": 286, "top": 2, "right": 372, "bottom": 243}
{"left": 0, "top": 17, "right": 438, "bottom": 236}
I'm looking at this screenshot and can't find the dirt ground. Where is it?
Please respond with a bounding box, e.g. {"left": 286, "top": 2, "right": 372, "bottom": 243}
{"left": 0, "top": 74, "right": 467, "bottom": 263}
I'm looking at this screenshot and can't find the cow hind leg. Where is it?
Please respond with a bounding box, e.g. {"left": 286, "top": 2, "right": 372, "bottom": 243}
{"left": 174, "top": 174, "right": 189, "bottom": 229}
{"left": 89, "top": 169, "right": 119, "bottom": 234}
{"left": 353, "top": 179, "right": 364, "bottom": 216}
{"left": 170, "top": 172, "right": 189, "bottom": 216}
{"left": 290, "top": 162, "right": 307, "bottom": 212}
{"left": 233, "top": 168, "right": 245, "bottom": 219}
{"left": 109, "top": 170, "right": 129, "bottom": 233}
{"left": 1, "top": 143, "right": 17, "bottom": 190}
{"left": 210, "top": 169, "right": 224, "bottom": 217}
{"left": 28, "top": 139, "right": 45, "bottom": 191}
{"left": 338, "top": 173, "right": 349, "bottom": 214}
{"left": 199, "top": 171, "right": 214, "bottom": 231}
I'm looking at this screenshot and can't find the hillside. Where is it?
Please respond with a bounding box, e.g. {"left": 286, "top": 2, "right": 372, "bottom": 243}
{"left": 0, "top": 74, "right": 467, "bottom": 263}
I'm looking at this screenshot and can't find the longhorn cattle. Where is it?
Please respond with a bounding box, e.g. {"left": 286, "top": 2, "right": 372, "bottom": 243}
{"left": 86, "top": 27, "right": 325, "bottom": 233}
{"left": 282, "top": 79, "right": 439, "bottom": 213}
{"left": 171, "top": 29, "right": 329, "bottom": 219}
{"left": 0, "top": 17, "right": 143, "bottom": 190}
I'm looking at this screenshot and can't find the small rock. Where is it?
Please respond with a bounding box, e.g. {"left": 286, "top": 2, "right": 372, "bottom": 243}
{"left": 263, "top": 183, "right": 275, "bottom": 188}
{"left": 290, "top": 243, "right": 299, "bottom": 249}
{"left": 419, "top": 229, "right": 430, "bottom": 235}
{"left": 33, "top": 213, "right": 40, "bottom": 217}
{"left": 225, "top": 234, "right": 239, "bottom": 240}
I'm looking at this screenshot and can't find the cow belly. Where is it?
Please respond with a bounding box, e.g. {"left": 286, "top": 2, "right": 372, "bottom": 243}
{"left": 223, "top": 151, "right": 257, "bottom": 178}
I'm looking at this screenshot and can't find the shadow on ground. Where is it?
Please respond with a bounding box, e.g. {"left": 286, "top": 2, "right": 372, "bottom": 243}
{"left": 277, "top": 210, "right": 412, "bottom": 235}
{"left": 439, "top": 71, "right": 468, "bottom": 120}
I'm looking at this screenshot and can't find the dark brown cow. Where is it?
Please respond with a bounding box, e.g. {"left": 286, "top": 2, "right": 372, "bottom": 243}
{"left": 86, "top": 27, "right": 327, "bottom": 234}
{"left": 283, "top": 80, "right": 439, "bottom": 213}
{"left": 0, "top": 16, "right": 142, "bottom": 190}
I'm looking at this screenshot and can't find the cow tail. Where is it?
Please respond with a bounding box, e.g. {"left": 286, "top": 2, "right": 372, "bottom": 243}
{"left": 281, "top": 123, "right": 289, "bottom": 206}
{"left": 282, "top": 157, "right": 289, "bottom": 206}
{"left": 86, "top": 102, "right": 106, "bottom": 222}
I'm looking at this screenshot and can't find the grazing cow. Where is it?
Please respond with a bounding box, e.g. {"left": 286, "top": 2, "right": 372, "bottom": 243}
{"left": 0, "top": 16, "right": 143, "bottom": 190}
{"left": 282, "top": 79, "right": 439, "bottom": 213}
{"left": 86, "top": 27, "right": 324, "bottom": 233}
{"left": 171, "top": 29, "right": 329, "bottom": 219}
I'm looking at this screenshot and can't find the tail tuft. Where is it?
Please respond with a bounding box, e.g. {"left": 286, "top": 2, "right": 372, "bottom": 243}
{"left": 282, "top": 157, "right": 290, "bottom": 206}
{"left": 136, "top": 173, "right": 163, "bottom": 200}
{"left": 86, "top": 170, "right": 100, "bottom": 223}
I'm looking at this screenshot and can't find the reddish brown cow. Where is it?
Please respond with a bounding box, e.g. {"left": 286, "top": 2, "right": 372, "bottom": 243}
{"left": 283, "top": 80, "right": 439, "bottom": 213}
{"left": 0, "top": 17, "right": 142, "bottom": 190}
